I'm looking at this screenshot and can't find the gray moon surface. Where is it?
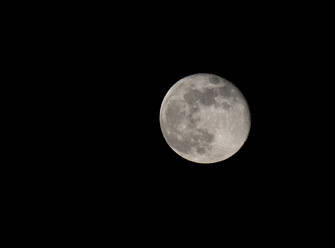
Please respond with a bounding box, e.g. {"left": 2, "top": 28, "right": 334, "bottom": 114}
{"left": 159, "top": 73, "right": 251, "bottom": 164}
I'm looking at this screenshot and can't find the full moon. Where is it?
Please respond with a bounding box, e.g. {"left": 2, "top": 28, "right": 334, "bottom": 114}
{"left": 159, "top": 73, "right": 251, "bottom": 164}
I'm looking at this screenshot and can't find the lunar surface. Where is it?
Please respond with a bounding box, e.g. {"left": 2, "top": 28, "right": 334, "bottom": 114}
{"left": 159, "top": 73, "right": 251, "bottom": 164}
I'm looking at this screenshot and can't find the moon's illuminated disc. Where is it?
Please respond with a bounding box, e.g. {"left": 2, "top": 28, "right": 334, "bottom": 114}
{"left": 159, "top": 73, "right": 251, "bottom": 164}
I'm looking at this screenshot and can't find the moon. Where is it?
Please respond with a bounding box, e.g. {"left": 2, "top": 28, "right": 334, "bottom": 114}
{"left": 159, "top": 73, "right": 251, "bottom": 164}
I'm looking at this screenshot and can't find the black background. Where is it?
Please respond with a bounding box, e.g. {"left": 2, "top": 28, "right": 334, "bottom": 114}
{"left": 45, "top": 3, "right": 323, "bottom": 199}
{"left": 11, "top": 2, "right": 332, "bottom": 239}
{"left": 65, "top": 7, "right": 306, "bottom": 178}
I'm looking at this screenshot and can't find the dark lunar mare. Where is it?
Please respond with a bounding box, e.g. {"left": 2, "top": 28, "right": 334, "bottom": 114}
{"left": 218, "top": 85, "right": 234, "bottom": 98}
{"left": 221, "top": 102, "right": 231, "bottom": 110}
{"left": 183, "top": 89, "right": 202, "bottom": 105}
{"left": 184, "top": 87, "right": 217, "bottom": 106}
{"left": 163, "top": 99, "right": 215, "bottom": 155}
{"left": 165, "top": 100, "right": 185, "bottom": 129}
{"left": 184, "top": 86, "right": 235, "bottom": 112}
{"left": 199, "top": 88, "right": 217, "bottom": 106}
{"left": 208, "top": 75, "right": 222, "bottom": 85}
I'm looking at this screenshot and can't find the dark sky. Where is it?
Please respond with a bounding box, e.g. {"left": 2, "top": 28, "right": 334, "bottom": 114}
{"left": 35, "top": 2, "right": 329, "bottom": 226}
{"left": 60, "top": 10, "right": 315, "bottom": 197}
{"left": 6, "top": 2, "right": 331, "bottom": 242}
